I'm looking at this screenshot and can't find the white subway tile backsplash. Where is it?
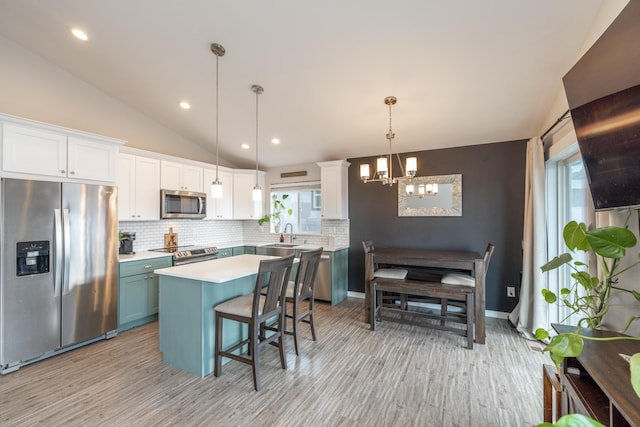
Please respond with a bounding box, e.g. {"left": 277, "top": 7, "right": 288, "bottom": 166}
{"left": 118, "top": 219, "right": 349, "bottom": 251}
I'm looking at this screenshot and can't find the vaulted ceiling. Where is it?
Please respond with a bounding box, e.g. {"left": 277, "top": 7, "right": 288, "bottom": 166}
{"left": 0, "top": 0, "right": 625, "bottom": 168}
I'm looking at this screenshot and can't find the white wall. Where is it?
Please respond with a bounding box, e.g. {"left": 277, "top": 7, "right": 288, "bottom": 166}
{"left": 0, "top": 34, "right": 234, "bottom": 167}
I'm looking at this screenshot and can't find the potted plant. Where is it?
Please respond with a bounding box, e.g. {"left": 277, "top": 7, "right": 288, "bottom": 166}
{"left": 535, "top": 213, "right": 640, "bottom": 403}
{"left": 258, "top": 193, "right": 293, "bottom": 233}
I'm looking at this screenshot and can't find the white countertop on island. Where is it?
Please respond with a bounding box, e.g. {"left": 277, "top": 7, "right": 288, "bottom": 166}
{"left": 154, "top": 254, "right": 283, "bottom": 283}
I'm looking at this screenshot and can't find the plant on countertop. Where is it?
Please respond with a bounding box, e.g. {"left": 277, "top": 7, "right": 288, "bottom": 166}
{"left": 257, "top": 193, "right": 293, "bottom": 228}
{"left": 534, "top": 211, "right": 640, "bottom": 402}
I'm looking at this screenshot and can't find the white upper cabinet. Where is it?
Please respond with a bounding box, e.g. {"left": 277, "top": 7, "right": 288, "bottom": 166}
{"left": 203, "top": 167, "right": 233, "bottom": 219}
{"left": 317, "top": 160, "right": 350, "bottom": 219}
{"left": 2, "top": 119, "right": 122, "bottom": 183}
{"left": 160, "top": 160, "right": 203, "bottom": 192}
{"left": 118, "top": 153, "right": 160, "bottom": 221}
{"left": 233, "top": 170, "right": 265, "bottom": 220}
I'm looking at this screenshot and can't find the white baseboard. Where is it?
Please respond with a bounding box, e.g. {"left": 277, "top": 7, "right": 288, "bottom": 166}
{"left": 346, "top": 291, "right": 509, "bottom": 320}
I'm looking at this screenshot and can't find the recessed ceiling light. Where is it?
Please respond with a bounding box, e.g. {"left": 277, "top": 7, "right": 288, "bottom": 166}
{"left": 241, "top": 143, "right": 250, "bottom": 150}
{"left": 71, "top": 28, "right": 88, "bottom": 41}
{"left": 178, "top": 101, "right": 191, "bottom": 110}
{"left": 271, "top": 138, "right": 280, "bottom": 145}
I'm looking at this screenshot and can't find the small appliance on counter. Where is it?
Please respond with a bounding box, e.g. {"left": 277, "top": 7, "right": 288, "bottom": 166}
{"left": 119, "top": 232, "right": 136, "bottom": 255}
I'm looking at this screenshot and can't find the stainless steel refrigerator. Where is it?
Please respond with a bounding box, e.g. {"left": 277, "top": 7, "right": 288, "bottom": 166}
{"left": 0, "top": 178, "right": 118, "bottom": 373}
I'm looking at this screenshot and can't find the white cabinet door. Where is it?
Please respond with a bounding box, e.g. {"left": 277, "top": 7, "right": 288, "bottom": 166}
{"left": 67, "top": 137, "right": 118, "bottom": 182}
{"left": 203, "top": 168, "right": 233, "bottom": 219}
{"left": 160, "top": 160, "right": 203, "bottom": 192}
{"left": 2, "top": 123, "right": 67, "bottom": 177}
{"left": 233, "top": 171, "right": 264, "bottom": 219}
{"left": 134, "top": 156, "right": 161, "bottom": 220}
{"left": 117, "top": 154, "right": 160, "bottom": 221}
{"left": 117, "top": 153, "right": 136, "bottom": 220}
{"left": 318, "top": 160, "right": 350, "bottom": 219}
{"left": 160, "top": 160, "right": 182, "bottom": 190}
{"left": 182, "top": 164, "right": 203, "bottom": 192}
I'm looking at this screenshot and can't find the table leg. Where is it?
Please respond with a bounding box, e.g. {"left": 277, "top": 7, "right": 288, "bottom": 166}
{"left": 475, "top": 259, "right": 486, "bottom": 344}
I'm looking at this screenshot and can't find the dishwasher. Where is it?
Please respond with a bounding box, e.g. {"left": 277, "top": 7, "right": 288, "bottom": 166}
{"left": 314, "top": 254, "right": 332, "bottom": 302}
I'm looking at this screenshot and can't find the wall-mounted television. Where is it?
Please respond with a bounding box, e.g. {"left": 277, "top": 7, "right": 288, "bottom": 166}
{"left": 571, "top": 84, "right": 640, "bottom": 211}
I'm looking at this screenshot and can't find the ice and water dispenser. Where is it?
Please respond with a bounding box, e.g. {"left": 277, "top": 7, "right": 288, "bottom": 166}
{"left": 16, "top": 241, "right": 50, "bottom": 276}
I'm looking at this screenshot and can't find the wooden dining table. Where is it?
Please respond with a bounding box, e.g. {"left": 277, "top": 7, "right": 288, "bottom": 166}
{"left": 365, "top": 247, "right": 486, "bottom": 344}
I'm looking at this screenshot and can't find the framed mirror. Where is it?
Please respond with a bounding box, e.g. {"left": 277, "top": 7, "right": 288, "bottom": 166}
{"left": 398, "top": 174, "right": 462, "bottom": 216}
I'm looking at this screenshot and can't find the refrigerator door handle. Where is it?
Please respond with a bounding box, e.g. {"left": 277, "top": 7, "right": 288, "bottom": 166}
{"left": 54, "top": 208, "right": 63, "bottom": 297}
{"left": 62, "top": 208, "right": 71, "bottom": 295}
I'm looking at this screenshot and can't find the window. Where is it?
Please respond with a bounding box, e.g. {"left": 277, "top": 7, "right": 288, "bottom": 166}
{"left": 546, "top": 146, "right": 593, "bottom": 325}
{"left": 269, "top": 183, "right": 322, "bottom": 234}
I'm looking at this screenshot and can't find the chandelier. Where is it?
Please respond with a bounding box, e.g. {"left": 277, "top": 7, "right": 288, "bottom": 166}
{"left": 360, "top": 96, "right": 417, "bottom": 187}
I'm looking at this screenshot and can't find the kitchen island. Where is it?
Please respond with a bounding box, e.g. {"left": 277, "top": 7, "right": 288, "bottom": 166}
{"left": 154, "top": 254, "right": 281, "bottom": 377}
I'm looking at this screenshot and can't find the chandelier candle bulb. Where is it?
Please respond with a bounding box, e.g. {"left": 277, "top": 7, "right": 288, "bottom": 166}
{"left": 360, "top": 164, "right": 370, "bottom": 180}
{"left": 377, "top": 157, "right": 388, "bottom": 177}
{"left": 405, "top": 157, "right": 417, "bottom": 176}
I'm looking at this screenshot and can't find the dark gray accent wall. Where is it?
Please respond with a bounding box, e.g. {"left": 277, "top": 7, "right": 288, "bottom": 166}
{"left": 347, "top": 139, "right": 527, "bottom": 313}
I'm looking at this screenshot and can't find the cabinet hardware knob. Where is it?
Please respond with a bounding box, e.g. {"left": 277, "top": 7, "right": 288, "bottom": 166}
{"left": 144, "top": 264, "right": 152, "bottom": 269}
{"left": 70, "top": 171, "right": 75, "bottom": 175}
{"left": 61, "top": 170, "right": 65, "bottom": 174}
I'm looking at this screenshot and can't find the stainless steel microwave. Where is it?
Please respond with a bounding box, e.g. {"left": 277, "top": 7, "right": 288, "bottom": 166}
{"left": 160, "top": 189, "right": 206, "bottom": 219}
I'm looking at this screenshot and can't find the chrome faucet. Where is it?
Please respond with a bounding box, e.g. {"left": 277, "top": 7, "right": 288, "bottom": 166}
{"left": 283, "top": 223, "right": 294, "bottom": 243}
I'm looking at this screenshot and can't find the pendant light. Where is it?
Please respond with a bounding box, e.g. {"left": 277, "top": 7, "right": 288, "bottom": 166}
{"left": 251, "top": 84, "right": 263, "bottom": 201}
{"left": 210, "top": 43, "right": 225, "bottom": 199}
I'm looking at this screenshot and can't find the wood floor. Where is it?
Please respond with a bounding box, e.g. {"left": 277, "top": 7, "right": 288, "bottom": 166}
{"left": 0, "top": 297, "right": 548, "bottom": 426}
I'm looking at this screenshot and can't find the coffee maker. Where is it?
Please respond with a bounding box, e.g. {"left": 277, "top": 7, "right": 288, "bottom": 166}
{"left": 119, "top": 232, "right": 136, "bottom": 255}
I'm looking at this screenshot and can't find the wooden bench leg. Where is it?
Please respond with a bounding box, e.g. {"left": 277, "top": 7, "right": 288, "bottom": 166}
{"left": 370, "top": 283, "right": 377, "bottom": 331}
{"left": 466, "top": 292, "right": 474, "bottom": 349}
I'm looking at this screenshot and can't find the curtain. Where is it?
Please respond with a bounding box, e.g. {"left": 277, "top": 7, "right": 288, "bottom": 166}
{"left": 508, "top": 137, "right": 548, "bottom": 340}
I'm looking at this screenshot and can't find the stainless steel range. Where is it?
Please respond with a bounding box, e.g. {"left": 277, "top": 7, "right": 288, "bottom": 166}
{"left": 149, "top": 245, "right": 218, "bottom": 265}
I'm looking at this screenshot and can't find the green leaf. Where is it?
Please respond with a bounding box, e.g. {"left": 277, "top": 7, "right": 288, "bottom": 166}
{"left": 563, "top": 221, "right": 590, "bottom": 252}
{"left": 585, "top": 226, "right": 637, "bottom": 259}
{"left": 534, "top": 413, "right": 605, "bottom": 427}
{"left": 535, "top": 328, "right": 549, "bottom": 340}
{"left": 541, "top": 289, "right": 557, "bottom": 304}
{"left": 545, "top": 333, "right": 584, "bottom": 359}
{"left": 560, "top": 288, "right": 571, "bottom": 295}
{"left": 541, "top": 253, "right": 573, "bottom": 272}
{"left": 571, "top": 271, "right": 594, "bottom": 289}
{"left": 631, "top": 353, "right": 640, "bottom": 399}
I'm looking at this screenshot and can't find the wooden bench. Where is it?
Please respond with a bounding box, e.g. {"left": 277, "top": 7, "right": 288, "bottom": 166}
{"left": 370, "top": 277, "right": 475, "bottom": 349}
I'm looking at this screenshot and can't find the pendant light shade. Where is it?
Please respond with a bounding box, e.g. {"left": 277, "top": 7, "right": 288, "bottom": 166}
{"left": 210, "top": 42, "right": 225, "bottom": 199}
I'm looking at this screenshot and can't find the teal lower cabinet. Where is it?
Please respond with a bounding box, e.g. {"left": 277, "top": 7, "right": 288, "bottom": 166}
{"left": 118, "top": 256, "right": 172, "bottom": 332}
{"left": 329, "top": 248, "right": 348, "bottom": 305}
{"left": 217, "top": 248, "right": 233, "bottom": 258}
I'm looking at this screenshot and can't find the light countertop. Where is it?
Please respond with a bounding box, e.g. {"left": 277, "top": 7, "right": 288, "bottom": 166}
{"left": 154, "top": 254, "right": 283, "bottom": 283}
{"left": 118, "top": 251, "right": 174, "bottom": 263}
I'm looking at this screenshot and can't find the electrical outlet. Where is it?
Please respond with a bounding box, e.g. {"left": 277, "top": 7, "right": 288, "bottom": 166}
{"left": 507, "top": 286, "right": 516, "bottom": 298}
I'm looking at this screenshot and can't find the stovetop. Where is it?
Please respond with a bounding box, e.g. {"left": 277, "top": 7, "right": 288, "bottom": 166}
{"left": 149, "top": 245, "right": 218, "bottom": 259}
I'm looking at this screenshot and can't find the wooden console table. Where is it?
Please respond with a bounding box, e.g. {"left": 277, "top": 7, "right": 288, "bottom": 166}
{"left": 365, "top": 247, "right": 486, "bottom": 344}
{"left": 552, "top": 324, "right": 640, "bottom": 426}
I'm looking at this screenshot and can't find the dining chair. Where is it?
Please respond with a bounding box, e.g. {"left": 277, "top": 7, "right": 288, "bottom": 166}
{"left": 284, "top": 247, "right": 323, "bottom": 355}
{"left": 440, "top": 243, "right": 495, "bottom": 319}
{"left": 213, "top": 254, "right": 295, "bottom": 391}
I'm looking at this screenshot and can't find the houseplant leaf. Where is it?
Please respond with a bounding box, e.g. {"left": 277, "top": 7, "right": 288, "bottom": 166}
{"left": 541, "top": 253, "right": 573, "bottom": 272}
{"left": 563, "top": 221, "right": 589, "bottom": 251}
{"left": 631, "top": 352, "right": 640, "bottom": 398}
{"left": 585, "top": 226, "right": 637, "bottom": 259}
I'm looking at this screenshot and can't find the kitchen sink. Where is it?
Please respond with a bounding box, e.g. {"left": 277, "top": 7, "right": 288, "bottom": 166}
{"left": 256, "top": 243, "right": 297, "bottom": 257}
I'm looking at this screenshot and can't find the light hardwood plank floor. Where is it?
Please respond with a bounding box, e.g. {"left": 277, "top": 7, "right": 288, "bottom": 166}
{"left": 0, "top": 298, "right": 548, "bottom": 426}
